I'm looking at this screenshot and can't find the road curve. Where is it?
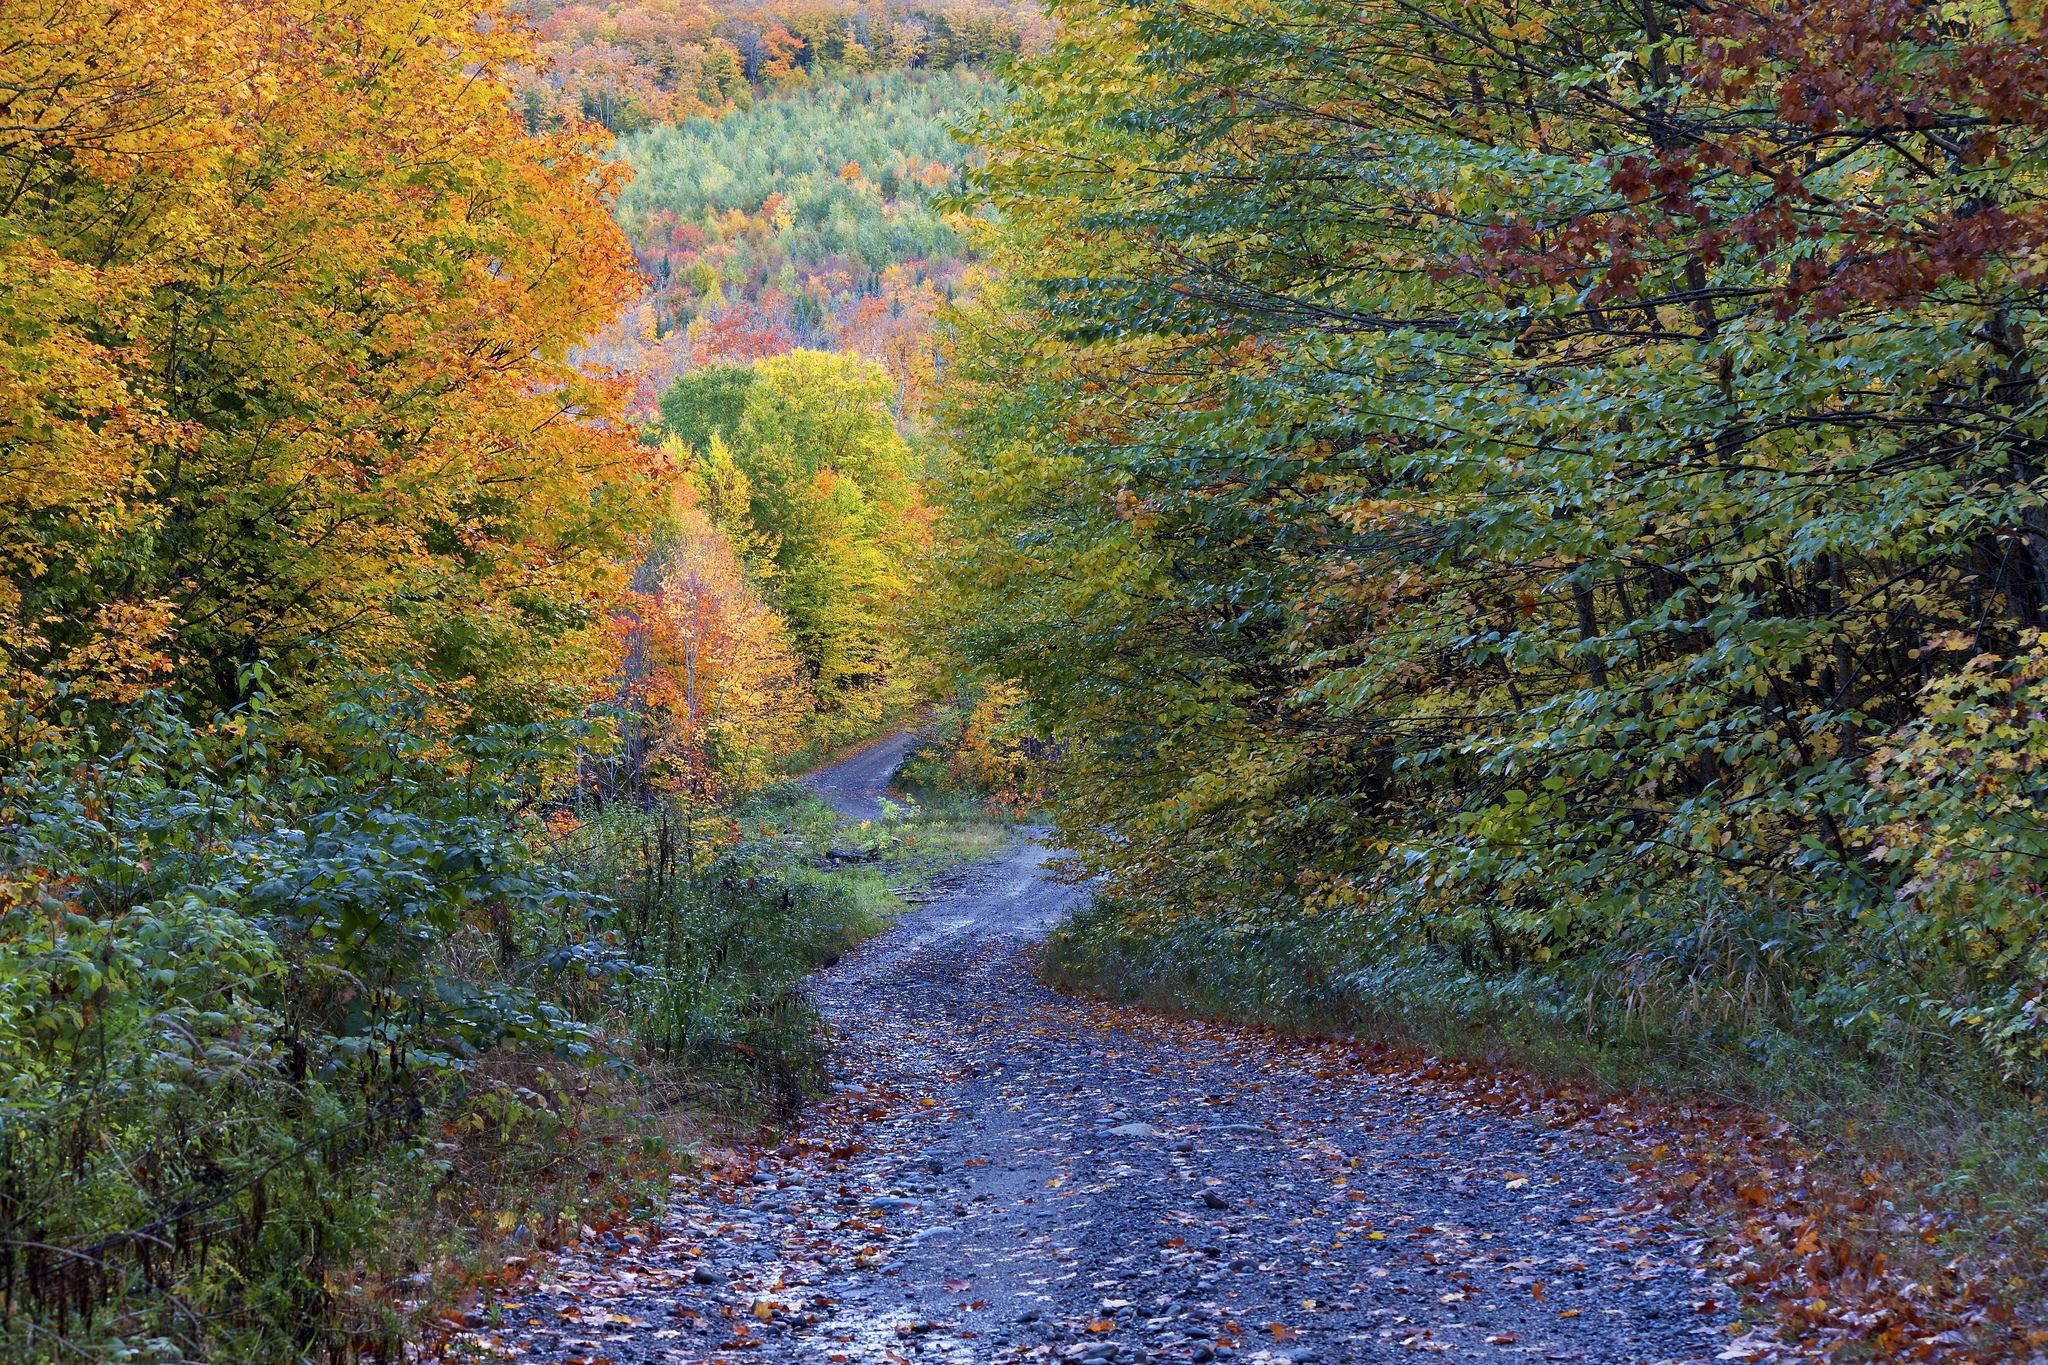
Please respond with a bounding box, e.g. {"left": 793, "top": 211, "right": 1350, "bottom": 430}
{"left": 800, "top": 730, "right": 921, "bottom": 822}
{"left": 456, "top": 743, "right": 1731, "bottom": 1364}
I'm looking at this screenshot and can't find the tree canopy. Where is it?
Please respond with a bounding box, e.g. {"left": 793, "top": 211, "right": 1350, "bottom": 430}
{"left": 938, "top": 0, "right": 2048, "bottom": 1082}
{"left": 0, "top": 0, "right": 655, "bottom": 724}
{"left": 664, "top": 351, "right": 927, "bottom": 740}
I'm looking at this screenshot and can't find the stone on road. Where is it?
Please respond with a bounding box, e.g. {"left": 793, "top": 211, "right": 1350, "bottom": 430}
{"left": 456, "top": 738, "right": 1730, "bottom": 1363}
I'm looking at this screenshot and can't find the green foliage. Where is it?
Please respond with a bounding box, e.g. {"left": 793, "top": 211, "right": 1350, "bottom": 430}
{"left": 618, "top": 69, "right": 985, "bottom": 274}
{"left": 547, "top": 783, "right": 891, "bottom": 1116}
{"left": 0, "top": 676, "right": 886, "bottom": 1359}
{"left": 938, "top": 0, "right": 2048, "bottom": 1090}
{"left": 616, "top": 69, "right": 995, "bottom": 357}
{"left": 660, "top": 365, "right": 762, "bottom": 450}
{"left": 0, "top": 670, "right": 605, "bottom": 1359}
{"left": 663, "top": 351, "right": 927, "bottom": 744}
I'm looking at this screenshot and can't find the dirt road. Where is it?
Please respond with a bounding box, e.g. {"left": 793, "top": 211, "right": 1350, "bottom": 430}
{"left": 799, "top": 731, "right": 920, "bottom": 822}
{"left": 457, "top": 741, "right": 1730, "bottom": 1363}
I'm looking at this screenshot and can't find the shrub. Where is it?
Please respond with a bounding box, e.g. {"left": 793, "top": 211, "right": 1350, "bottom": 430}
{"left": 0, "top": 669, "right": 609, "bottom": 1358}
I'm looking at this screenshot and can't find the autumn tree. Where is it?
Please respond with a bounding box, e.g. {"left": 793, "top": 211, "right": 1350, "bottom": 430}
{"left": 637, "top": 505, "right": 810, "bottom": 797}
{"left": 660, "top": 351, "right": 926, "bottom": 740}
{"left": 940, "top": 0, "right": 2048, "bottom": 1092}
{"left": 0, "top": 0, "right": 667, "bottom": 1353}
{"left": 0, "top": 0, "right": 655, "bottom": 726}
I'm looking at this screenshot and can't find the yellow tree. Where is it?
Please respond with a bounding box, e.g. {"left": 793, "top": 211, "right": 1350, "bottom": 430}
{"left": 638, "top": 505, "right": 809, "bottom": 799}
{"left": 0, "top": 0, "right": 657, "bottom": 724}
{"left": 0, "top": 0, "right": 244, "bottom": 700}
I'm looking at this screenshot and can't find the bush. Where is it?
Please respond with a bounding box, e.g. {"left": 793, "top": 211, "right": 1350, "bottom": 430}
{"left": 547, "top": 784, "right": 892, "bottom": 1118}
{"left": 0, "top": 676, "right": 887, "bottom": 1360}
{"left": 0, "top": 670, "right": 610, "bottom": 1359}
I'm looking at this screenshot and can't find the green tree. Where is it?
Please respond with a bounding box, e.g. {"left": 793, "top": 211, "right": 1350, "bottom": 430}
{"left": 659, "top": 363, "right": 760, "bottom": 450}
{"left": 939, "top": 0, "right": 2048, "bottom": 1091}
{"left": 661, "top": 350, "right": 925, "bottom": 739}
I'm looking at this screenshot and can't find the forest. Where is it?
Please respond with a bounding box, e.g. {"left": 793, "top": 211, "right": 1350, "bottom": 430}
{"left": 507, "top": 0, "right": 1038, "bottom": 133}
{"left": 585, "top": 68, "right": 997, "bottom": 419}
{"left": 944, "top": 0, "right": 2048, "bottom": 1074}
{"left": 5, "top": 0, "right": 2048, "bottom": 1359}
{"left": 0, "top": 0, "right": 957, "bottom": 1356}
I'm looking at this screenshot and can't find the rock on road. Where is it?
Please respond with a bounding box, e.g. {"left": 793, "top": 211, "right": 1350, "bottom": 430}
{"left": 457, "top": 738, "right": 1731, "bottom": 1364}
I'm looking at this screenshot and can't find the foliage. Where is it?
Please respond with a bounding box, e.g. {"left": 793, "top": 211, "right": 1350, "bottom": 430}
{"left": 896, "top": 682, "right": 1043, "bottom": 815}
{"left": 544, "top": 781, "right": 894, "bottom": 1118}
{"left": 633, "top": 503, "right": 812, "bottom": 799}
{"left": 0, "top": 672, "right": 612, "bottom": 1359}
{"left": 660, "top": 352, "right": 930, "bottom": 744}
{"left": 586, "top": 70, "right": 1000, "bottom": 420}
{"left": 510, "top": 0, "right": 1035, "bottom": 135}
{"left": 660, "top": 367, "right": 765, "bottom": 450}
{"left": 938, "top": 0, "right": 2048, "bottom": 1110}
{"left": 0, "top": 0, "right": 654, "bottom": 726}
{"left": 0, "top": 668, "right": 897, "bottom": 1359}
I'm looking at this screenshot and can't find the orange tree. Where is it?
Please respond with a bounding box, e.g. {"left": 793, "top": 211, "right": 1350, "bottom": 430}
{"left": 634, "top": 502, "right": 811, "bottom": 799}
{"left": 0, "top": 0, "right": 657, "bottom": 726}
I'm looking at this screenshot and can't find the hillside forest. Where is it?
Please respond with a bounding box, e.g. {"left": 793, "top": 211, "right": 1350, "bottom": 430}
{"left": 5, "top": 0, "right": 2048, "bottom": 1360}
{"left": 586, "top": 67, "right": 999, "bottom": 419}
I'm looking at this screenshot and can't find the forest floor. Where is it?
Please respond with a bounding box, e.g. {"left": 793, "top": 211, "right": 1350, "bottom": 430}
{"left": 447, "top": 741, "right": 1759, "bottom": 1365}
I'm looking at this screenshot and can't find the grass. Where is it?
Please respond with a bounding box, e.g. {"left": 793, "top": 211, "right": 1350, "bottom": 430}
{"left": 859, "top": 794, "right": 1018, "bottom": 874}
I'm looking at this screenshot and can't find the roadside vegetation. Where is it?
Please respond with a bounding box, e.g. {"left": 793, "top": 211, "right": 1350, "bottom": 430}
{"left": 894, "top": 682, "right": 1044, "bottom": 820}
{"left": 936, "top": 0, "right": 2048, "bottom": 1348}
{"left": 0, "top": 672, "right": 904, "bottom": 1358}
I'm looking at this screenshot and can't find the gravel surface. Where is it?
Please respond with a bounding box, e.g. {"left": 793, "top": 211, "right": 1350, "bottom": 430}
{"left": 455, "top": 743, "right": 1733, "bottom": 1364}
{"left": 799, "top": 731, "right": 919, "bottom": 822}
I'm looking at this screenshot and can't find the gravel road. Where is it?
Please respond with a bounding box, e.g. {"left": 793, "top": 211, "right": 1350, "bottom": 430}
{"left": 456, "top": 740, "right": 1731, "bottom": 1364}
{"left": 799, "top": 730, "right": 920, "bottom": 822}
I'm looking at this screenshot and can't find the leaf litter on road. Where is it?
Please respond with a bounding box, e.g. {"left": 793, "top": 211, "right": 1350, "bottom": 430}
{"left": 424, "top": 827, "right": 2037, "bottom": 1365}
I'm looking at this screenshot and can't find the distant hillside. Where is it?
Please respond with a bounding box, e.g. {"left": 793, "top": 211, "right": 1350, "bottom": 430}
{"left": 509, "top": 0, "right": 1038, "bottom": 134}
{"left": 582, "top": 69, "right": 999, "bottom": 422}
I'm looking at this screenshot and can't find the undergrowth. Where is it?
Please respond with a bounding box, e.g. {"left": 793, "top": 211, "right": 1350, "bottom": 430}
{"left": 0, "top": 680, "right": 901, "bottom": 1362}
